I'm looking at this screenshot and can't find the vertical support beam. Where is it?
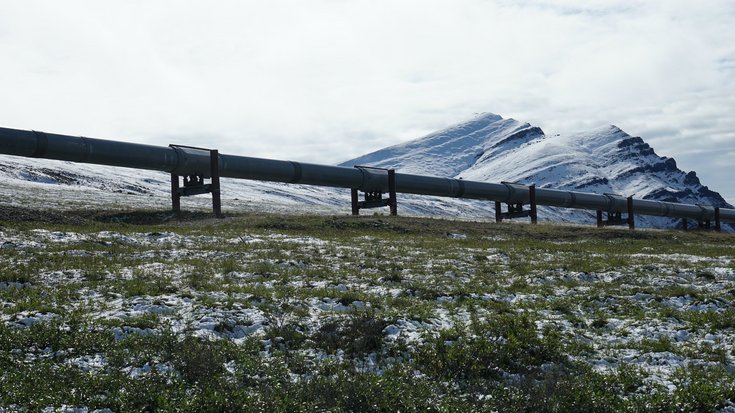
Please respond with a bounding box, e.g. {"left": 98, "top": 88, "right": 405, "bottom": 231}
{"left": 170, "top": 174, "right": 180, "bottom": 214}
{"left": 596, "top": 210, "right": 603, "bottom": 228}
{"left": 210, "top": 149, "right": 222, "bottom": 218}
{"left": 388, "top": 169, "right": 397, "bottom": 216}
{"left": 627, "top": 196, "right": 635, "bottom": 230}
{"left": 495, "top": 201, "right": 502, "bottom": 223}
{"left": 529, "top": 184, "right": 537, "bottom": 224}
{"left": 351, "top": 189, "right": 359, "bottom": 216}
{"left": 715, "top": 207, "right": 721, "bottom": 232}
{"left": 682, "top": 218, "right": 688, "bottom": 231}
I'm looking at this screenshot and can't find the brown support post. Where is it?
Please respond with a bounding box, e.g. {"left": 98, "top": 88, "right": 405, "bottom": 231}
{"left": 715, "top": 207, "right": 721, "bottom": 232}
{"left": 388, "top": 169, "right": 397, "bottom": 216}
{"left": 682, "top": 218, "right": 688, "bottom": 231}
{"left": 210, "top": 150, "right": 222, "bottom": 218}
{"left": 171, "top": 174, "right": 180, "bottom": 214}
{"left": 495, "top": 201, "right": 502, "bottom": 223}
{"left": 596, "top": 210, "right": 603, "bottom": 228}
{"left": 351, "top": 189, "right": 359, "bottom": 216}
{"left": 529, "top": 184, "right": 537, "bottom": 224}
{"left": 627, "top": 196, "right": 635, "bottom": 230}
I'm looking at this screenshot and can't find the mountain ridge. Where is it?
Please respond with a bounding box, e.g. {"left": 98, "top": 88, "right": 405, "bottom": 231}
{"left": 0, "top": 113, "right": 730, "bottom": 229}
{"left": 341, "top": 113, "right": 732, "bottom": 228}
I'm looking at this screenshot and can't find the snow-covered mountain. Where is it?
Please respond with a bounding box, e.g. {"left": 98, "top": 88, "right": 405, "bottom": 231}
{"left": 0, "top": 112, "right": 730, "bottom": 229}
{"left": 341, "top": 112, "right": 732, "bottom": 228}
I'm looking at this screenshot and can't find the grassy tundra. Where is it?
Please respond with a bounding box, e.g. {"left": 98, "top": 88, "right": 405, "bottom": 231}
{"left": 1, "top": 208, "right": 734, "bottom": 412}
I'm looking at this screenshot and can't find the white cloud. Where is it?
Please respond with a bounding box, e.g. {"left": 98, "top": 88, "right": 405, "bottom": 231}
{"left": 0, "top": 0, "right": 734, "bottom": 201}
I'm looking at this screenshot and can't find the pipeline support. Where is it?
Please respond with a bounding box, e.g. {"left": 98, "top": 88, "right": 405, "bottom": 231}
{"left": 169, "top": 145, "right": 222, "bottom": 217}
{"left": 0, "top": 125, "right": 733, "bottom": 229}
{"left": 350, "top": 167, "right": 397, "bottom": 216}
{"left": 529, "top": 184, "right": 538, "bottom": 224}
{"left": 495, "top": 183, "right": 536, "bottom": 224}
{"left": 627, "top": 197, "right": 635, "bottom": 230}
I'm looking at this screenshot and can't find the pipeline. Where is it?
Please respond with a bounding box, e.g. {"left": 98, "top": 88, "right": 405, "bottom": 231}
{"left": 1, "top": 126, "right": 733, "bottom": 224}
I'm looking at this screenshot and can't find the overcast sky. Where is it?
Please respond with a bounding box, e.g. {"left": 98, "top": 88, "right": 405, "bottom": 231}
{"left": 1, "top": 1, "right": 734, "bottom": 202}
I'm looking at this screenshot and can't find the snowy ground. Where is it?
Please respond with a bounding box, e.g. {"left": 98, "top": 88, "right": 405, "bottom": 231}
{"left": 0, "top": 153, "right": 687, "bottom": 229}
{"left": 1, "top": 209, "right": 734, "bottom": 411}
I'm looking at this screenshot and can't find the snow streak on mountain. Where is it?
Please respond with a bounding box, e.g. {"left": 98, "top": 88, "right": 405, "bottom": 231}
{"left": 0, "top": 113, "right": 730, "bottom": 228}
{"left": 341, "top": 113, "right": 732, "bottom": 228}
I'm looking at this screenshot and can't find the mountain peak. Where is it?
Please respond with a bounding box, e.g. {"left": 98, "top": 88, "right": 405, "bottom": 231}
{"left": 471, "top": 112, "right": 503, "bottom": 122}
{"left": 340, "top": 113, "right": 544, "bottom": 177}
{"left": 0, "top": 112, "right": 730, "bottom": 230}
{"left": 341, "top": 113, "right": 732, "bottom": 227}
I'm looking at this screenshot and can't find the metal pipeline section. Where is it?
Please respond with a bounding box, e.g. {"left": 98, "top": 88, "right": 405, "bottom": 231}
{"left": 1, "top": 126, "right": 733, "bottom": 223}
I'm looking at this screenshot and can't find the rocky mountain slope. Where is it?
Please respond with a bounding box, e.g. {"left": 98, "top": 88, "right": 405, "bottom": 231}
{"left": 0, "top": 113, "right": 730, "bottom": 228}
{"left": 342, "top": 113, "right": 732, "bottom": 228}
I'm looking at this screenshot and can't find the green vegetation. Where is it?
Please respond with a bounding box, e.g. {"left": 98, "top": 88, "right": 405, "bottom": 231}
{"left": 1, "top": 209, "right": 734, "bottom": 411}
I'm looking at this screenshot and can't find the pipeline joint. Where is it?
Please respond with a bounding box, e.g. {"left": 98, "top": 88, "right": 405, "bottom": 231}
{"left": 31, "top": 130, "right": 48, "bottom": 158}
{"left": 79, "top": 136, "right": 91, "bottom": 162}
{"left": 289, "top": 161, "right": 303, "bottom": 183}
{"left": 455, "top": 179, "right": 465, "bottom": 198}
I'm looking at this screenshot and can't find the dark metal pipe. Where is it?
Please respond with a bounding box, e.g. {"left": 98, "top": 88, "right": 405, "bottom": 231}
{"left": 1, "top": 126, "right": 734, "bottom": 224}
